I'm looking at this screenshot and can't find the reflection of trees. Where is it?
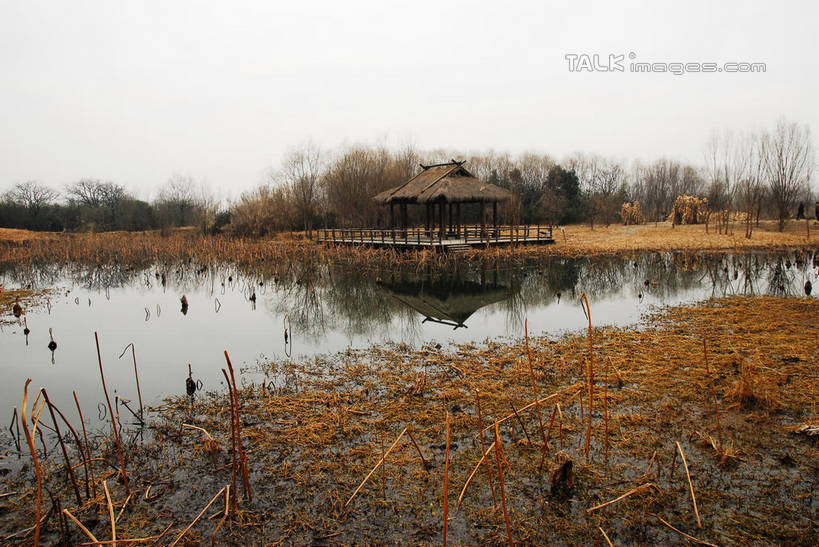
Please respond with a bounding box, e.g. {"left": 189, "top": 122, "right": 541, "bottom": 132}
{"left": 3, "top": 249, "right": 815, "bottom": 340}
{"left": 68, "top": 264, "right": 141, "bottom": 292}
{"left": 274, "top": 274, "right": 327, "bottom": 341}
{"left": 767, "top": 257, "right": 797, "bottom": 297}
{"left": 1, "top": 262, "right": 64, "bottom": 288}
{"left": 499, "top": 290, "right": 525, "bottom": 333}
{"left": 575, "top": 256, "right": 629, "bottom": 297}
{"left": 540, "top": 257, "right": 582, "bottom": 296}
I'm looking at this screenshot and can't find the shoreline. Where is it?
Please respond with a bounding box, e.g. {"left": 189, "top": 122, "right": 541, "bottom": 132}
{"left": 2, "top": 221, "right": 819, "bottom": 266}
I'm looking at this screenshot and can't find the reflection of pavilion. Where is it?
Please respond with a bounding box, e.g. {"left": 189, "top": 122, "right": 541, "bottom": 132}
{"left": 378, "top": 277, "right": 512, "bottom": 329}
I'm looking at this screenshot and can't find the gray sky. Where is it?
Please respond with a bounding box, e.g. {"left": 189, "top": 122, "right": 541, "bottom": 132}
{"left": 1, "top": 0, "right": 816, "bottom": 200}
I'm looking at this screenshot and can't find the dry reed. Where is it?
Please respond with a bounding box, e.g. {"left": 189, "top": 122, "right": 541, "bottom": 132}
{"left": 473, "top": 388, "right": 497, "bottom": 507}
{"left": 676, "top": 442, "right": 702, "bottom": 528}
{"left": 41, "top": 389, "right": 82, "bottom": 505}
{"left": 493, "top": 421, "right": 513, "bottom": 546}
{"left": 95, "top": 332, "right": 129, "bottom": 494}
{"left": 524, "top": 320, "right": 548, "bottom": 461}
{"left": 224, "top": 351, "right": 252, "bottom": 501}
{"left": 20, "top": 379, "right": 44, "bottom": 546}
{"left": 344, "top": 427, "right": 408, "bottom": 507}
{"left": 443, "top": 411, "right": 451, "bottom": 547}
{"left": 580, "top": 293, "right": 595, "bottom": 460}
{"left": 118, "top": 343, "right": 144, "bottom": 419}
{"left": 73, "top": 391, "right": 96, "bottom": 499}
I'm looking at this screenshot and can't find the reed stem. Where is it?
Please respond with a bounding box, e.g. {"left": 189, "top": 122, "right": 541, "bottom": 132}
{"left": 524, "top": 320, "right": 548, "bottom": 461}
{"left": 443, "top": 411, "right": 450, "bottom": 547}
{"left": 42, "top": 389, "right": 82, "bottom": 505}
{"left": 225, "top": 351, "right": 252, "bottom": 501}
{"left": 221, "top": 369, "right": 238, "bottom": 515}
{"left": 74, "top": 391, "right": 96, "bottom": 499}
{"left": 494, "top": 421, "right": 513, "bottom": 546}
{"left": 604, "top": 357, "right": 610, "bottom": 461}
{"left": 21, "top": 379, "right": 43, "bottom": 547}
{"left": 580, "top": 293, "right": 595, "bottom": 461}
{"left": 119, "top": 343, "right": 144, "bottom": 420}
{"left": 474, "top": 388, "right": 497, "bottom": 508}
{"left": 96, "top": 332, "right": 129, "bottom": 494}
{"left": 702, "top": 339, "right": 723, "bottom": 447}
{"left": 676, "top": 441, "right": 702, "bottom": 528}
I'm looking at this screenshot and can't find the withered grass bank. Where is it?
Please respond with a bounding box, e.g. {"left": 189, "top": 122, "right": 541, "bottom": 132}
{"left": 1, "top": 296, "right": 817, "bottom": 545}
{"left": 2, "top": 220, "right": 817, "bottom": 270}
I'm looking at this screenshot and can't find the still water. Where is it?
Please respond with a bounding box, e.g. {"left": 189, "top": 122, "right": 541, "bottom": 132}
{"left": 1, "top": 250, "right": 816, "bottom": 430}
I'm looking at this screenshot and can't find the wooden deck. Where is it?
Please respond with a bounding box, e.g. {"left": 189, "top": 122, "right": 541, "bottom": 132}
{"left": 315, "top": 225, "right": 554, "bottom": 251}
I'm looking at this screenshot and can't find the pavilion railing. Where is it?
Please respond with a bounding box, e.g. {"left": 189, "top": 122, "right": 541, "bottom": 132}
{"left": 315, "top": 225, "right": 553, "bottom": 246}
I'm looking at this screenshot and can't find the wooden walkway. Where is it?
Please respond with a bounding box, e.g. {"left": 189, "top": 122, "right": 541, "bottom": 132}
{"left": 315, "top": 225, "right": 554, "bottom": 251}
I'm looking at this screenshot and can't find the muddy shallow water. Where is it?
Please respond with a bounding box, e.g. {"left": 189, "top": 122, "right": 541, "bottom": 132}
{"left": 1, "top": 250, "right": 816, "bottom": 430}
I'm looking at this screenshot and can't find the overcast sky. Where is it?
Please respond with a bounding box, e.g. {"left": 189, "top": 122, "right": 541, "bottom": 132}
{"left": 1, "top": 0, "right": 816, "bottom": 200}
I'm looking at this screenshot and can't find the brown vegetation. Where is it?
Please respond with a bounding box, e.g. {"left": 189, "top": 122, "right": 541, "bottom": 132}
{"left": 1, "top": 220, "right": 817, "bottom": 271}
{"left": 669, "top": 195, "right": 708, "bottom": 225}
{"left": 620, "top": 201, "right": 643, "bottom": 225}
{"left": 2, "top": 296, "right": 817, "bottom": 544}
{"left": 0, "top": 287, "right": 49, "bottom": 325}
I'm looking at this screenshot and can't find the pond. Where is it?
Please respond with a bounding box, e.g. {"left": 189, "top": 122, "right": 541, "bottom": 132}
{"left": 1, "top": 249, "right": 817, "bottom": 433}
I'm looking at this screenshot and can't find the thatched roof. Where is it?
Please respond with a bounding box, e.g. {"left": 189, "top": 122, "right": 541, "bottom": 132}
{"left": 377, "top": 277, "right": 511, "bottom": 328}
{"left": 373, "top": 161, "right": 513, "bottom": 205}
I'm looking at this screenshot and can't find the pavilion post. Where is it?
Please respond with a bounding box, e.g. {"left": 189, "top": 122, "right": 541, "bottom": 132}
{"left": 438, "top": 201, "right": 444, "bottom": 243}
{"left": 456, "top": 203, "right": 462, "bottom": 238}
{"left": 480, "top": 200, "right": 486, "bottom": 240}
{"left": 492, "top": 201, "right": 498, "bottom": 241}
{"left": 403, "top": 203, "right": 408, "bottom": 242}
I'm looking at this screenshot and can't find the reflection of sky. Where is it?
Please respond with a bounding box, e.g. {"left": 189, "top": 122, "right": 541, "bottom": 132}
{"left": 1, "top": 251, "right": 816, "bottom": 429}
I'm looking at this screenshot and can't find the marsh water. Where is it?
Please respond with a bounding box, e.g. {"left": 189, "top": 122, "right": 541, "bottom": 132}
{"left": 1, "top": 250, "right": 817, "bottom": 432}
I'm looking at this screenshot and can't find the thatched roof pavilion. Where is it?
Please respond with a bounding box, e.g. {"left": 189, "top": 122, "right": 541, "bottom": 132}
{"left": 373, "top": 160, "right": 513, "bottom": 239}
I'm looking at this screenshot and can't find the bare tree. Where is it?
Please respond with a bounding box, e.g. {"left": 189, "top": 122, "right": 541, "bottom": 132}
{"left": 155, "top": 174, "right": 201, "bottom": 231}
{"left": 704, "top": 130, "right": 750, "bottom": 233}
{"left": 4, "top": 181, "right": 59, "bottom": 216}
{"left": 759, "top": 119, "right": 815, "bottom": 231}
{"left": 192, "top": 181, "right": 219, "bottom": 233}
{"left": 569, "top": 154, "right": 625, "bottom": 228}
{"left": 228, "top": 184, "right": 295, "bottom": 236}
{"left": 322, "top": 145, "right": 417, "bottom": 228}
{"left": 98, "top": 182, "right": 127, "bottom": 209}
{"left": 281, "top": 142, "right": 324, "bottom": 237}
{"left": 734, "top": 131, "right": 765, "bottom": 238}
{"left": 512, "top": 153, "right": 555, "bottom": 223}
{"left": 66, "top": 179, "right": 129, "bottom": 229}
{"left": 638, "top": 160, "right": 673, "bottom": 223}
{"left": 66, "top": 179, "right": 107, "bottom": 207}
{"left": 632, "top": 159, "right": 703, "bottom": 224}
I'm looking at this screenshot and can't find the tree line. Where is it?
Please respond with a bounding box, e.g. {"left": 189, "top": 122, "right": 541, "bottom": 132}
{"left": 0, "top": 175, "right": 226, "bottom": 234}
{"left": 234, "top": 118, "right": 813, "bottom": 236}
{"left": 2, "top": 118, "right": 814, "bottom": 236}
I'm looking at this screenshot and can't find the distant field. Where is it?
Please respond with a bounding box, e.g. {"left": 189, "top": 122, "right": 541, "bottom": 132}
{"left": 551, "top": 219, "right": 817, "bottom": 255}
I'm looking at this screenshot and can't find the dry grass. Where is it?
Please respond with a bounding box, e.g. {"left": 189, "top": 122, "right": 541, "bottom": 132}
{"left": 0, "top": 228, "right": 57, "bottom": 244}
{"left": 543, "top": 219, "right": 818, "bottom": 256}
{"left": 2, "top": 220, "right": 816, "bottom": 270}
{"left": 0, "top": 288, "right": 49, "bottom": 325}
{"left": 2, "top": 296, "right": 817, "bottom": 545}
